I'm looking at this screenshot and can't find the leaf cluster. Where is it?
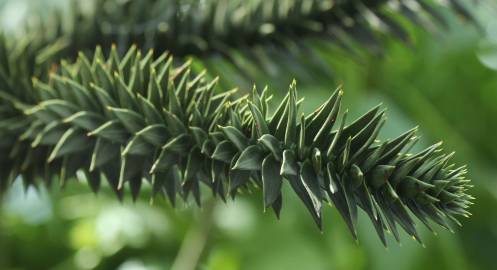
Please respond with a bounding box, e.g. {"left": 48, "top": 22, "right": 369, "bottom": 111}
{"left": 0, "top": 45, "right": 473, "bottom": 245}
{"left": 23, "top": 0, "right": 477, "bottom": 58}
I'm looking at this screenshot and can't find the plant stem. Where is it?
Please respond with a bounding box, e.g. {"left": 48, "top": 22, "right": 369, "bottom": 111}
{"left": 171, "top": 200, "right": 216, "bottom": 270}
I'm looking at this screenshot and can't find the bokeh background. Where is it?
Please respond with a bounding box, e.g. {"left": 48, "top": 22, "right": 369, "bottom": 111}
{"left": 1, "top": 1, "right": 497, "bottom": 270}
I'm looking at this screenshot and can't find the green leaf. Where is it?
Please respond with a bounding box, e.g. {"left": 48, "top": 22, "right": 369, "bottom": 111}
{"left": 118, "top": 154, "right": 145, "bottom": 190}
{"left": 286, "top": 174, "right": 322, "bottom": 229}
{"left": 90, "top": 138, "right": 119, "bottom": 171}
{"left": 135, "top": 125, "right": 168, "bottom": 147}
{"left": 268, "top": 91, "right": 289, "bottom": 133}
{"left": 220, "top": 126, "right": 249, "bottom": 151}
{"left": 310, "top": 87, "right": 342, "bottom": 144}
{"left": 39, "top": 100, "right": 79, "bottom": 118}
{"left": 248, "top": 101, "right": 269, "bottom": 136}
{"left": 122, "top": 135, "right": 154, "bottom": 156}
{"left": 233, "top": 145, "right": 265, "bottom": 171}
{"left": 184, "top": 148, "right": 202, "bottom": 181}
{"left": 326, "top": 110, "right": 347, "bottom": 157}
{"left": 31, "top": 121, "right": 66, "bottom": 147}
{"left": 138, "top": 94, "right": 163, "bottom": 124}
{"left": 66, "top": 79, "right": 99, "bottom": 110}
{"left": 349, "top": 164, "right": 364, "bottom": 190}
{"left": 82, "top": 169, "right": 101, "bottom": 193}
{"left": 129, "top": 174, "right": 142, "bottom": 202}
{"left": 163, "top": 109, "right": 187, "bottom": 136}
{"left": 258, "top": 134, "right": 282, "bottom": 161}
{"left": 212, "top": 140, "right": 237, "bottom": 163}
{"left": 379, "top": 127, "right": 417, "bottom": 163}
{"left": 280, "top": 149, "right": 298, "bottom": 177}
{"left": 162, "top": 134, "right": 191, "bottom": 154}
{"left": 88, "top": 120, "right": 128, "bottom": 143}
{"left": 108, "top": 107, "right": 145, "bottom": 133}
{"left": 262, "top": 154, "right": 283, "bottom": 208}
{"left": 91, "top": 83, "right": 118, "bottom": 109}
{"left": 48, "top": 128, "right": 90, "bottom": 162}
{"left": 164, "top": 166, "right": 181, "bottom": 206}
{"left": 369, "top": 165, "right": 395, "bottom": 189}
{"left": 326, "top": 162, "right": 357, "bottom": 238}
{"left": 337, "top": 105, "right": 381, "bottom": 152}
{"left": 300, "top": 160, "right": 323, "bottom": 217}
{"left": 114, "top": 73, "right": 138, "bottom": 109}
{"left": 228, "top": 154, "right": 250, "bottom": 195}
{"left": 64, "top": 111, "right": 103, "bottom": 131}
{"left": 150, "top": 149, "right": 179, "bottom": 174}
{"left": 190, "top": 127, "right": 208, "bottom": 146}
{"left": 168, "top": 83, "right": 183, "bottom": 117}
{"left": 284, "top": 81, "right": 297, "bottom": 145}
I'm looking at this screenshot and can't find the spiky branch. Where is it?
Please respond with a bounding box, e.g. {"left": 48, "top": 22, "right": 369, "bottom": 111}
{"left": 23, "top": 0, "right": 477, "bottom": 58}
{"left": 0, "top": 46, "right": 472, "bottom": 245}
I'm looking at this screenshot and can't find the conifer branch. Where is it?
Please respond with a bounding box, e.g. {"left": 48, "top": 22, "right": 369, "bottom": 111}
{"left": 23, "top": 0, "right": 478, "bottom": 58}
{"left": 0, "top": 46, "right": 473, "bottom": 245}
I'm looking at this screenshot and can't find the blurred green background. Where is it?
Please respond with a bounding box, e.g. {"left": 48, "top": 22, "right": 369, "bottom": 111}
{"left": 1, "top": 1, "right": 497, "bottom": 270}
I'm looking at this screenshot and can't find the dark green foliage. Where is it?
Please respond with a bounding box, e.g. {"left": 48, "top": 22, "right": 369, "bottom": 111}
{"left": 0, "top": 33, "right": 70, "bottom": 192}
{"left": 25, "top": 0, "right": 477, "bottom": 58}
{"left": 0, "top": 46, "right": 473, "bottom": 245}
